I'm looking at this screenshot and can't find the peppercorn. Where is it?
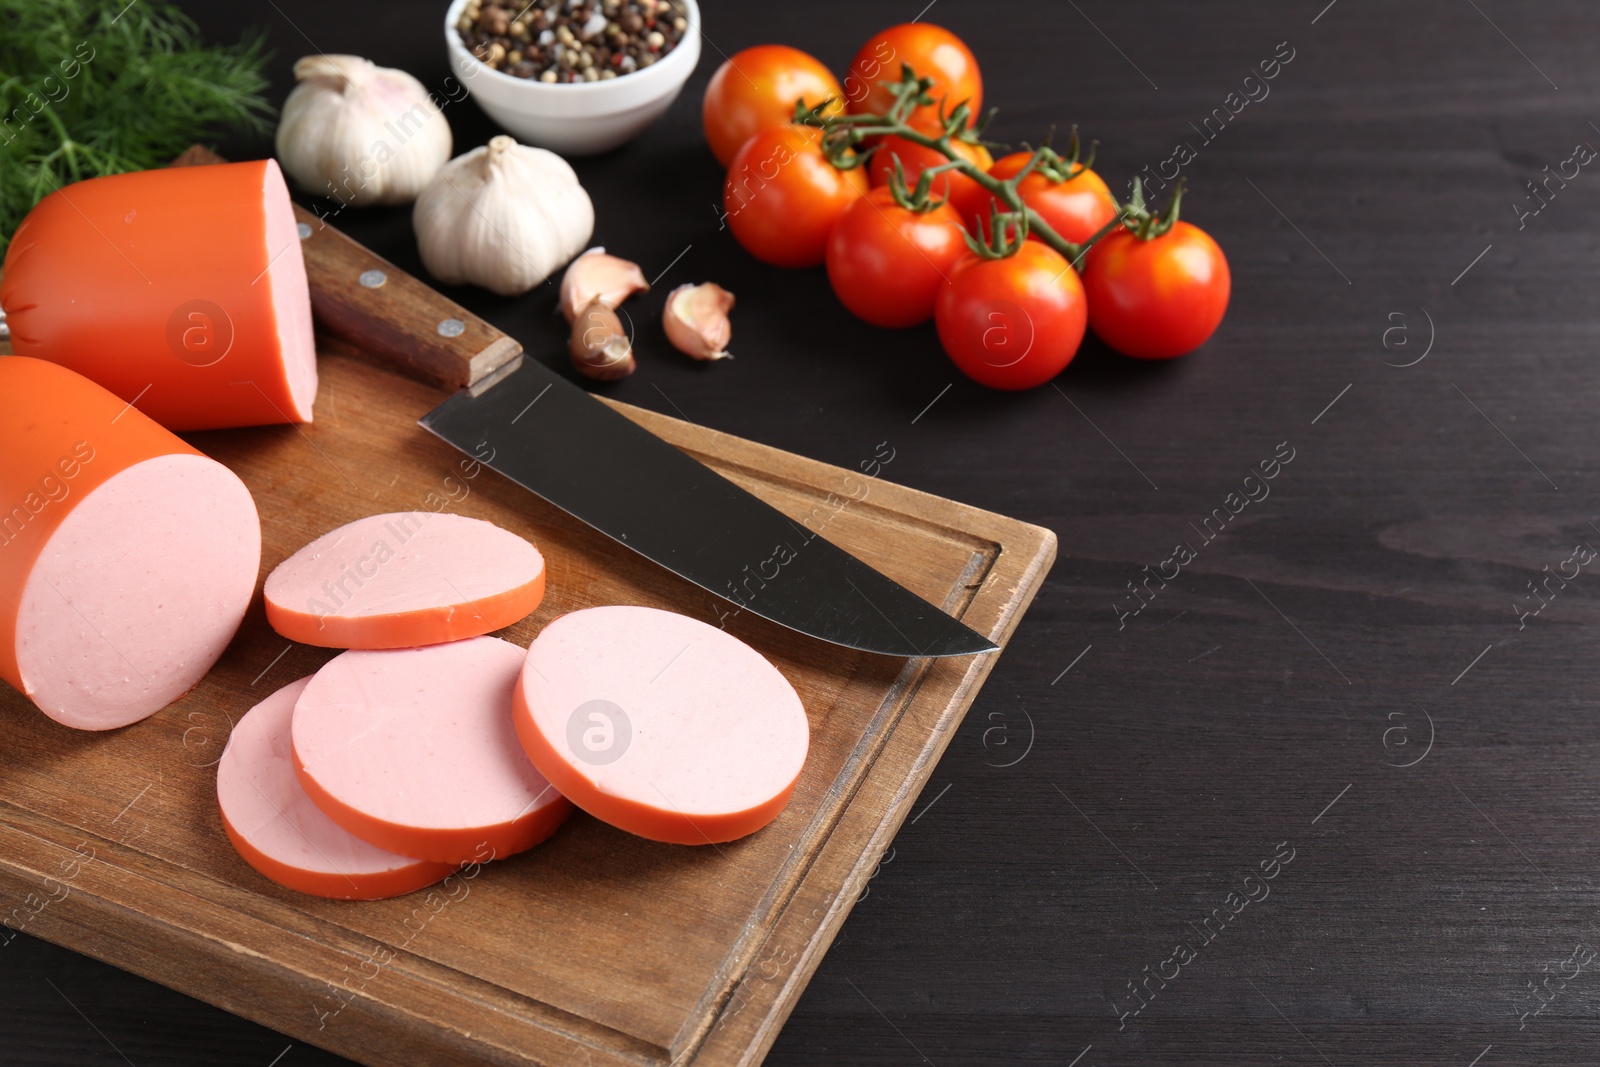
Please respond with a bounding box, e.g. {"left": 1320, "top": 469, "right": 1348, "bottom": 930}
{"left": 459, "top": 0, "right": 685, "bottom": 79}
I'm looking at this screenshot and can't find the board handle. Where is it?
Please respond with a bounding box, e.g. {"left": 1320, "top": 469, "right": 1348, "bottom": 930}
{"left": 172, "top": 145, "right": 521, "bottom": 391}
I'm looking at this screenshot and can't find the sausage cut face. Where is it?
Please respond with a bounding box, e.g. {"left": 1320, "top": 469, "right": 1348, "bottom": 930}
{"left": 292, "top": 637, "right": 571, "bottom": 864}
{"left": 264, "top": 512, "right": 545, "bottom": 649}
{"left": 15, "top": 455, "right": 261, "bottom": 730}
{"left": 513, "top": 606, "right": 809, "bottom": 845}
{"left": 0, "top": 358, "right": 261, "bottom": 731}
{"left": 218, "top": 677, "right": 454, "bottom": 900}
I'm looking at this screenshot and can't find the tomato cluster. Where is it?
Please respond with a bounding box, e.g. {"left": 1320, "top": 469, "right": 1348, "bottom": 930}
{"left": 703, "top": 24, "right": 1231, "bottom": 390}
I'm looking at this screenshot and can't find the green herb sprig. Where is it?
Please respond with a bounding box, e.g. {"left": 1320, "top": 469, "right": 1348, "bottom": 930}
{"left": 0, "top": 0, "right": 274, "bottom": 255}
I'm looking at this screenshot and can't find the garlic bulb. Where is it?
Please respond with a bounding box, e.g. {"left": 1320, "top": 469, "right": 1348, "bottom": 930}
{"left": 559, "top": 248, "right": 649, "bottom": 323}
{"left": 664, "top": 283, "right": 735, "bottom": 361}
{"left": 415, "top": 135, "right": 594, "bottom": 296}
{"left": 276, "top": 55, "right": 451, "bottom": 206}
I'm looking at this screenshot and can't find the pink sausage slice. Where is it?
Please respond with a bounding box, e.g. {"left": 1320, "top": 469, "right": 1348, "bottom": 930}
{"left": 0, "top": 358, "right": 261, "bottom": 730}
{"left": 513, "top": 606, "right": 809, "bottom": 845}
{"left": 292, "top": 637, "right": 571, "bottom": 864}
{"left": 218, "top": 677, "right": 454, "bottom": 900}
{"left": 263, "top": 512, "right": 545, "bottom": 649}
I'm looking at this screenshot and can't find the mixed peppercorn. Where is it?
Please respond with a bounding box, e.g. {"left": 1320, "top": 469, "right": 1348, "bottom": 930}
{"left": 456, "top": 0, "right": 689, "bottom": 83}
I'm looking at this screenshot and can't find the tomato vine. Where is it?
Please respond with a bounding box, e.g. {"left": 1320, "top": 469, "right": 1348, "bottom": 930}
{"left": 795, "top": 65, "right": 1133, "bottom": 262}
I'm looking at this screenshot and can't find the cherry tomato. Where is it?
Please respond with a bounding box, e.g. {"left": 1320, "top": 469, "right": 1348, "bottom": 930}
{"left": 935, "top": 242, "right": 1087, "bottom": 390}
{"left": 723, "top": 125, "right": 869, "bottom": 268}
{"left": 826, "top": 187, "right": 969, "bottom": 328}
{"left": 1082, "top": 222, "right": 1230, "bottom": 359}
{"left": 867, "top": 127, "right": 992, "bottom": 216}
{"left": 845, "top": 23, "right": 982, "bottom": 127}
{"left": 957, "top": 151, "right": 1120, "bottom": 247}
{"left": 702, "top": 45, "right": 845, "bottom": 168}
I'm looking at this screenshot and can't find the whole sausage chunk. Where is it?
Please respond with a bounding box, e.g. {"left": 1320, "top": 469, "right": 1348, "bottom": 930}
{"left": 0, "top": 159, "right": 316, "bottom": 431}
{"left": 0, "top": 358, "right": 261, "bottom": 730}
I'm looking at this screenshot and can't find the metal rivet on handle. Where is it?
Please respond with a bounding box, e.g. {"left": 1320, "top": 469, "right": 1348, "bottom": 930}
{"left": 359, "top": 269, "right": 387, "bottom": 288}
{"left": 437, "top": 318, "right": 466, "bottom": 338}
{"left": 296, "top": 222, "right": 313, "bottom": 240}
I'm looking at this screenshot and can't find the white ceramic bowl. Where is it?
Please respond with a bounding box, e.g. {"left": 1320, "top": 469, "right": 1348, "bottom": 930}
{"left": 444, "top": 0, "right": 701, "bottom": 156}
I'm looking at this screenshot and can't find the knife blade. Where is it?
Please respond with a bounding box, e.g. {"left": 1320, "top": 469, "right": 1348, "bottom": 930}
{"left": 285, "top": 201, "right": 994, "bottom": 658}
{"left": 419, "top": 357, "right": 997, "bottom": 658}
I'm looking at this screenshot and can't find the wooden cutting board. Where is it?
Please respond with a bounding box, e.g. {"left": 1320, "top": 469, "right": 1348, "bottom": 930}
{"left": 0, "top": 149, "right": 1056, "bottom": 1067}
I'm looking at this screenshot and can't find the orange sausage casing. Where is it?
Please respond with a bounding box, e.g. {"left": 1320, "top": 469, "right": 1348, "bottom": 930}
{"left": 0, "top": 357, "right": 262, "bottom": 729}
{"left": 0, "top": 160, "right": 316, "bottom": 431}
{"left": 0, "top": 357, "right": 203, "bottom": 691}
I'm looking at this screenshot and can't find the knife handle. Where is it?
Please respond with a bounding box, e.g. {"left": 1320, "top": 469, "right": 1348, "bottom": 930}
{"left": 292, "top": 204, "right": 522, "bottom": 391}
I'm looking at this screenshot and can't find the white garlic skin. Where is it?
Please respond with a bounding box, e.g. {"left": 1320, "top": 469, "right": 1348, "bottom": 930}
{"left": 276, "top": 55, "right": 451, "bottom": 207}
{"left": 414, "top": 135, "right": 595, "bottom": 297}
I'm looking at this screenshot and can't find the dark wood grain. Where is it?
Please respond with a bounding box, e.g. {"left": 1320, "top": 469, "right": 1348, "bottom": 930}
{"left": 7, "top": 0, "right": 1600, "bottom": 1065}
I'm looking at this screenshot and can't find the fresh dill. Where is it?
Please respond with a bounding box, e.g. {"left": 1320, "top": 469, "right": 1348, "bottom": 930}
{"left": 0, "top": 0, "right": 274, "bottom": 254}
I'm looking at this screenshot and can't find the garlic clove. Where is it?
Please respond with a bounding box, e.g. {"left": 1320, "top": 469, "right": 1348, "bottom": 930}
{"left": 559, "top": 248, "right": 649, "bottom": 323}
{"left": 570, "top": 298, "right": 636, "bottom": 381}
{"left": 414, "top": 135, "right": 594, "bottom": 296}
{"left": 664, "top": 283, "right": 735, "bottom": 362}
{"left": 276, "top": 54, "right": 451, "bottom": 207}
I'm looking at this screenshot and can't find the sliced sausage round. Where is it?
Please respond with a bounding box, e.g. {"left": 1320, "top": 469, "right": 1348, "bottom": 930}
{"left": 292, "top": 636, "right": 571, "bottom": 864}
{"left": 263, "top": 512, "right": 545, "bottom": 649}
{"left": 0, "top": 358, "right": 261, "bottom": 730}
{"left": 219, "top": 677, "right": 454, "bottom": 900}
{"left": 0, "top": 159, "right": 316, "bottom": 431}
{"left": 513, "top": 606, "right": 809, "bottom": 845}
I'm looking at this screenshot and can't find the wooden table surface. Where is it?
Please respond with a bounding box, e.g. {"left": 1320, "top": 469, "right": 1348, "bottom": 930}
{"left": 6, "top": 1, "right": 1599, "bottom": 1064}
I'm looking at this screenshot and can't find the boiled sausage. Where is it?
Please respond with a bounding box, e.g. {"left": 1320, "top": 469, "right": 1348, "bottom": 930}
{"left": 264, "top": 513, "right": 545, "bottom": 649}
{"left": 513, "top": 606, "right": 808, "bottom": 845}
{"left": 292, "top": 637, "right": 571, "bottom": 864}
{"left": 218, "top": 677, "right": 454, "bottom": 899}
{"left": 0, "top": 160, "right": 316, "bottom": 431}
{"left": 0, "top": 358, "right": 260, "bottom": 730}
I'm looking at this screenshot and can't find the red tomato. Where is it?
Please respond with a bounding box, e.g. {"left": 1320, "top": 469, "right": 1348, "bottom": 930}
{"left": 958, "top": 151, "right": 1121, "bottom": 247}
{"left": 723, "top": 125, "right": 869, "bottom": 268}
{"left": 702, "top": 45, "right": 845, "bottom": 168}
{"left": 868, "top": 128, "right": 992, "bottom": 215}
{"left": 935, "top": 243, "right": 1087, "bottom": 389}
{"left": 845, "top": 23, "right": 982, "bottom": 126}
{"left": 1082, "top": 222, "right": 1230, "bottom": 359}
{"left": 825, "top": 187, "right": 969, "bottom": 328}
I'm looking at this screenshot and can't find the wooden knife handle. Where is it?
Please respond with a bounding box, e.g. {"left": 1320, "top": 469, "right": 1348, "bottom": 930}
{"left": 172, "top": 145, "right": 521, "bottom": 391}
{"left": 291, "top": 207, "right": 522, "bottom": 390}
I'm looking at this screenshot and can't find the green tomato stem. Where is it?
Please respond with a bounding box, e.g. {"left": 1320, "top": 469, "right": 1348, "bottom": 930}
{"left": 806, "top": 73, "right": 1128, "bottom": 264}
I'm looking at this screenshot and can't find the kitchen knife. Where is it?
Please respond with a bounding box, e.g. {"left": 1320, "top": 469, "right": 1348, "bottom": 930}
{"left": 287, "top": 200, "right": 997, "bottom": 658}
